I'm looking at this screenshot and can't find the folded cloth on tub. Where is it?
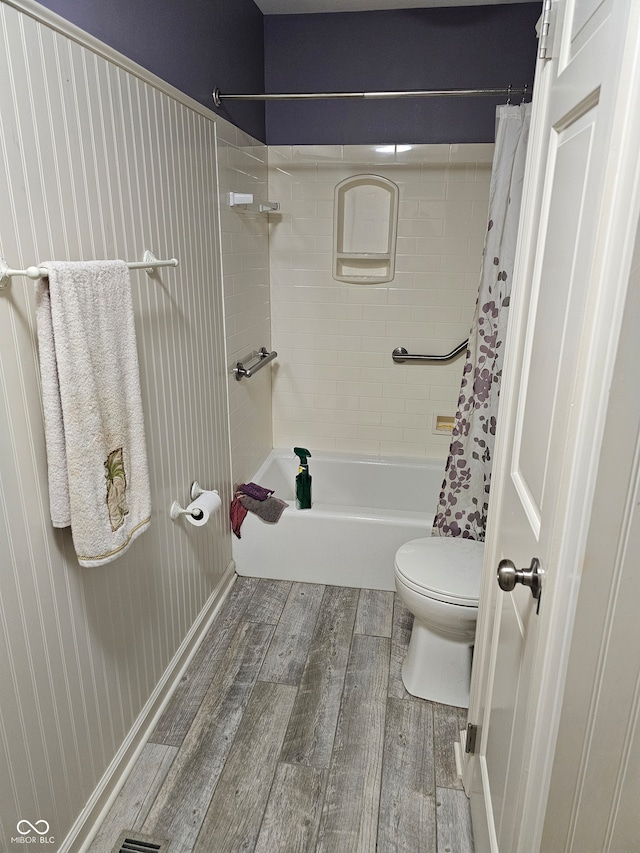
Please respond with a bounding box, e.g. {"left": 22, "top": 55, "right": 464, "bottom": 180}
{"left": 238, "top": 482, "right": 274, "bottom": 501}
{"left": 230, "top": 496, "right": 248, "bottom": 538}
{"left": 237, "top": 492, "right": 287, "bottom": 523}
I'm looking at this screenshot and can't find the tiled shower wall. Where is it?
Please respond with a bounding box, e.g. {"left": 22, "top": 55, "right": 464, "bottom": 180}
{"left": 217, "top": 126, "right": 272, "bottom": 487}
{"left": 268, "top": 144, "right": 494, "bottom": 460}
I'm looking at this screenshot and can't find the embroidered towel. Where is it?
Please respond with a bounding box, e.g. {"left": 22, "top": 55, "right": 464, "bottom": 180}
{"left": 35, "top": 260, "right": 151, "bottom": 566}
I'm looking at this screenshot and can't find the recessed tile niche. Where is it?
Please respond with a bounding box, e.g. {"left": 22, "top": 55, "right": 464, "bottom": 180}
{"left": 333, "top": 174, "right": 399, "bottom": 283}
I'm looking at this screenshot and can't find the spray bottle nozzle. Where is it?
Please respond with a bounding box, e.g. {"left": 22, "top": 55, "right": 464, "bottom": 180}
{"left": 293, "top": 447, "right": 312, "bottom": 465}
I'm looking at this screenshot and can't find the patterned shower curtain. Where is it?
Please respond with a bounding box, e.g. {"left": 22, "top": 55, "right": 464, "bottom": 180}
{"left": 433, "top": 103, "right": 532, "bottom": 541}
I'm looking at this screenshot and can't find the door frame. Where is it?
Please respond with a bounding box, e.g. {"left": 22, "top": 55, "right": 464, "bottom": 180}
{"left": 462, "top": 1, "right": 640, "bottom": 849}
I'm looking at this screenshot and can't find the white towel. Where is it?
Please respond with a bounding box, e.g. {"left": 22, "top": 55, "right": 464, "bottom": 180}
{"left": 35, "top": 260, "right": 151, "bottom": 566}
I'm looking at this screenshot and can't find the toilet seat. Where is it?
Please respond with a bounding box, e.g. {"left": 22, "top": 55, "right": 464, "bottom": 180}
{"left": 395, "top": 537, "right": 483, "bottom": 606}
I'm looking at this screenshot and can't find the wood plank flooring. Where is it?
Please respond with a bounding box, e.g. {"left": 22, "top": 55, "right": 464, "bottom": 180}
{"left": 89, "top": 577, "right": 474, "bottom": 853}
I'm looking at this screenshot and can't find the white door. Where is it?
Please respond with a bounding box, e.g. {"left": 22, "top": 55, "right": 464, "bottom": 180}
{"left": 466, "top": 1, "right": 640, "bottom": 851}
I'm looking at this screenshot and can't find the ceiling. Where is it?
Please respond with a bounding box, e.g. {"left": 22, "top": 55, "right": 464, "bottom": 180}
{"left": 254, "top": 0, "right": 532, "bottom": 15}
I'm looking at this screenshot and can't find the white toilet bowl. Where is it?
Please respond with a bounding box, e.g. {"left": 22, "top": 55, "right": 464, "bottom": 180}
{"left": 394, "top": 537, "right": 484, "bottom": 708}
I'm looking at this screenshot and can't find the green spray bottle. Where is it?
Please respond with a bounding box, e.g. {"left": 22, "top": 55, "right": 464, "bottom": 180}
{"left": 293, "top": 447, "right": 312, "bottom": 509}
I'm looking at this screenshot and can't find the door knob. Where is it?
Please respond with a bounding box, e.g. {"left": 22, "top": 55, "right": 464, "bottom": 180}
{"left": 497, "top": 557, "right": 543, "bottom": 601}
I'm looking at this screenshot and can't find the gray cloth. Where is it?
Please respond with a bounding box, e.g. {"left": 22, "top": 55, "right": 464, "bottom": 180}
{"left": 236, "top": 493, "right": 287, "bottom": 523}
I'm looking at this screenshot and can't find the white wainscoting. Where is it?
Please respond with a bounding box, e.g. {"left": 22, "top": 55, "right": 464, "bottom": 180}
{"left": 0, "top": 2, "right": 236, "bottom": 849}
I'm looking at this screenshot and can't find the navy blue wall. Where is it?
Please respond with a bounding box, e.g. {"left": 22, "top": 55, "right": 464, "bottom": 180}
{"left": 264, "top": 4, "right": 540, "bottom": 144}
{"left": 36, "top": 0, "right": 266, "bottom": 142}
{"left": 36, "top": 0, "right": 539, "bottom": 145}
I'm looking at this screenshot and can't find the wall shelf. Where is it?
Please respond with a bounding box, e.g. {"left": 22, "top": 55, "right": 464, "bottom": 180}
{"left": 333, "top": 175, "right": 399, "bottom": 284}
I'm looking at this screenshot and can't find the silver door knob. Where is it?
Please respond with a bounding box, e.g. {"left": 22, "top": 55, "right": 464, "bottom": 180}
{"left": 497, "top": 557, "right": 543, "bottom": 600}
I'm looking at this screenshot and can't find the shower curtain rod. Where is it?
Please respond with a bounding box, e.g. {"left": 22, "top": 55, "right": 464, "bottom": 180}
{"left": 212, "top": 85, "right": 530, "bottom": 106}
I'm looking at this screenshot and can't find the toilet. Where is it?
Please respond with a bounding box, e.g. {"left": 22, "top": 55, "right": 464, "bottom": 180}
{"left": 394, "top": 537, "right": 484, "bottom": 708}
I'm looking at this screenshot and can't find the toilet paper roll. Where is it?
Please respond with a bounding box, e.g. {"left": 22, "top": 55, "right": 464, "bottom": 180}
{"left": 185, "top": 489, "right": 221, "bottom": 526}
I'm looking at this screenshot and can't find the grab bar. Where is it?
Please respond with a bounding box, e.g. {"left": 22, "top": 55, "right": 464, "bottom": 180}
{"left": 233, "top": 347, "right": 277, "bottom": 380}
{"left": 392, "top": 341, "right": 468, "bottom": 364}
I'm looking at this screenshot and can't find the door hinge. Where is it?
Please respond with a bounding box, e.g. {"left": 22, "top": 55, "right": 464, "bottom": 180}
{"left": 465, "top": 723, "right": 478, "bottom": 754}
{"left": 538, "top": 0, "right": 554, "bottom": 59}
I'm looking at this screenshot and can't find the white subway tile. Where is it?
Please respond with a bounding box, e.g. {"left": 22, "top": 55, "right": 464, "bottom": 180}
{"left": 314, "top": 364, "right": 361, "bottom": 382}
{"left": 446, "top": 163, "right": 478, "bottom": 182}
{"left": 406, "top": 144, "right": 450, "bottom": 163}
{"left": 442, "top": 199, "right": 474, "bottom": 219}
{"left": 360, "top": 396, "right": 407, "bottom": 413}
{"left": 314, "top": 334, "right": 363, "bottom": 352}
{"left": 386, "top": 288, "right": 439, "bottom": 306}
{"left": 443, "top": 217, "right": 487, "bottom": 239}
{"left": 362, "top": 304, "right": 412, "bottom": 322}
{"left": 292, "top": 181, "right": 335, "bottom": 201}
{"left": 448, "top": 143, "right": 494, "bottom": 163}
{"left": 316, "top": 200, "right": 334, "bottom": 218}
{"left": 357, "top": 424, "right": 404, "bottom": 441}
{"left": 441, "top": 253, "right": 484, "bottom": 273}
{"left": 399, "top": 199, "right": 420, "bottom": 218}
{"left": 468, "top": 236, "right": 486, "bottom": 256}
{"left": 380, "top": 441, "right": 432, "bottom": 458}
{"left": 293, "top": 217, "right": 333, "bottom": 236}
{"left": 397, "top": 218, "right": 444, "bottom": 239}
{"left": 274, "top": 234, "right": 318, "bottom": 253}
{"left": 293, "top": 145, "right": 344, "bottom": 162}
{"left": 382, "top": 411, "right": 429, "bottom": 429}
{"left": 446, "top": 181, "right": 491, "bottom": 202}
{"left": 405, "top": 398, "right": 440, "bottom": 415}
{"left": 395, "top": 254, "right": 442, "bottom": 273}
{"left": 336, "top": 380, "right": 384, "bottom": 398}
{"left": 337, "top": 409, "right": 382, "bottom": 426}
{"left": 382, "top": 383, "right": 431, "bottom": 400}
{"left": 402, "top": 182, "right": 447, "bottom": 200}
{"left": 339, "top": 438, "right": 384, "bottom": 455}
{"left": 314, "top": 394, "right": 360, "bottom": 410}
{"left": 415, "top": 236, "right": 469, "bottom": 255}
{"left": 290, "top": 252, "right": 332, "bottom": 271}
{"left": 338, "top": 350, "right": 386, "bottom": 368}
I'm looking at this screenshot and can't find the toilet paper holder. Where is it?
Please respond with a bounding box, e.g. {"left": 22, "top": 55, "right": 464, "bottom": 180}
{"left": 170, "top": 481, "right": 207, "bottom": 520}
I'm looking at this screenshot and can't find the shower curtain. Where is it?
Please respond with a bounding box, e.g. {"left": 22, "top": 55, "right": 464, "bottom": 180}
{"left": 433, "top": 103, "right": 532, "bottom": 541}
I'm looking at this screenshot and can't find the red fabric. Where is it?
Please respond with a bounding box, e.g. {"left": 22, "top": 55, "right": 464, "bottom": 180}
{"left": 230, "top": 496, "right": 248, "bottom": 538}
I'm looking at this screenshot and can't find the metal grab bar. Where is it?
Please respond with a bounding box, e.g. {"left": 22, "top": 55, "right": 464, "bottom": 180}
{"left": 233, "top": 347, "right": 277, "bottom": 380}
{"left": 392, "top": 341, "right": 468, "bottom": 364}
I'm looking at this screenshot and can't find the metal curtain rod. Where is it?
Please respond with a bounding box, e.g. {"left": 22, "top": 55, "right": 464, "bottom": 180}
{"left": 213, "top": 85, "right": 530, "bottom": 105}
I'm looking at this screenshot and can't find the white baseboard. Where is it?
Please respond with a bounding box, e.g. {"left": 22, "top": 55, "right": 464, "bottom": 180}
{"left": 59, "top": 562, "right": 237, "bottom": 853}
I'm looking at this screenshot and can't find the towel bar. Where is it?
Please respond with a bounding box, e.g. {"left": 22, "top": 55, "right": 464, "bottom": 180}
{"left": 233, "top": 347, "right": 277, "bottom": 380}
{"left": 0, "top": 250, "right": 178, "bottom": 289}
{"left": 392, "top": 341, "right": 468, "bottom": 364}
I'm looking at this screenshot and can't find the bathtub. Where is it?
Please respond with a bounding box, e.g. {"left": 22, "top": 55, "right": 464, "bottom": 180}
{"left": 232, "top": 449, "right": 443, "bottom": 591}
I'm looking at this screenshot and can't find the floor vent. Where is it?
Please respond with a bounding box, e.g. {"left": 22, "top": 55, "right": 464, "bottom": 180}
{"left": 111, "top": 830, "right": 170, "bottom": 853}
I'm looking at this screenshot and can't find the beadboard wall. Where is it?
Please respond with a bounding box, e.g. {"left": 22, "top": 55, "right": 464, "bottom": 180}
{"left": 217, "top": 126, "right": 273, "bottom": 487}
{"left": 268, "top": 144, "right": 493, "bottom": 459}
{"left": 0, "top": 2, "right": 237, "bottom": 849}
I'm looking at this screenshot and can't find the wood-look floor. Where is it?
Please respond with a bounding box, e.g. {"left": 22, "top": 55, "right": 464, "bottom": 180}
{"left": 89, "top": 577, "right": 474, "bottom": 853}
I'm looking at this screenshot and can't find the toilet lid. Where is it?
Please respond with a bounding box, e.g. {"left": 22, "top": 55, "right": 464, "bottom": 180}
{"left": 395, "top": 537, "right": 484, "bottom": 605}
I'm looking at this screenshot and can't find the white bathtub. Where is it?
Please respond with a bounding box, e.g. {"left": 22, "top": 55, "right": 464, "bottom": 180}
{"left": 232, "top": 449, "right": 443, "bottom": 591}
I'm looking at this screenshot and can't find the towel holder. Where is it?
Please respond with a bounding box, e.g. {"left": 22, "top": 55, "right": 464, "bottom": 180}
{"left": 233, "top": 347, "right": 277, "bottom": 380}
{"left": 0, "top": 250, "right": 178, "bottom": 289}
